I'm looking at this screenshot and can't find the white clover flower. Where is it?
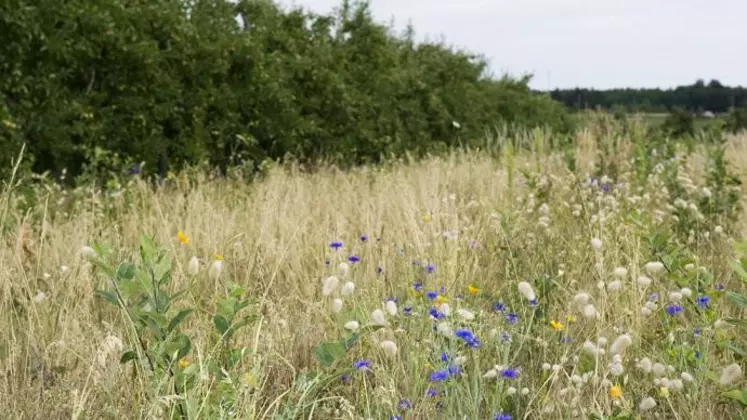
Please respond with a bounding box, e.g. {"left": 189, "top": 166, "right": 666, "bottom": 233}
{"left": 521, "top": 387, "right": 530, "bottom": 396}
{"left": 187, "top": 256, "right": 200, "bottom": 276}
{"left": 652, "top": 363, "right": 666, "bottom": 376}
{"left": 583, "top": 304, "right": 600, "bottom": 319}
{"left": 607, "top": 280, "right": 622, "bottom": 292}
{"left": 440, "top": 303, "right": 451, "bottom": 316}
{"left": 518, "top": 281, "right": 536, "bottom": 301}
{"left": 32, "top": 291, "right": 47, "bottom": 304}
{"left": 456, "top": 308, "right": 475, "bottom": 321}
{"left": 609, "top": 362, "right": 624, "bottom": 376}
{"left": 385, "top": 300, "right": 398, "bottom": 316}
{"left": 60, "top": 265, "right": 70, "bottom": 273}
{"left": 702, "top": 187, "right": 712, "bottom": 198}
{"left": 680, "top": 287, "right": 692, "bottom": 298}
{"left": 379, "top": 340, "right": 398, "bottom": 357}
{"left": 573, "top": 292, "right": 591, "bottom": 305}
{"left": 483, "top": 368, "right": 498, "bottom": 379}
{"left": 684, "top": 263, "right": 695, "bottom": 271}
{"left": 669, "top": 379, "right": 683, "bottom": 390}
{"left": 208, "top": 260, "right": 223, "bottom": 280}
{"left": 645, "top": 261, "right": 665, "bottom": 275}
{"left": 322, "top": 276, "right": 339, "bottom": 296}
{"left": 641, "top": 306, "right": 652, "bottom": 316}
{"left": 597, "top": 337, "right": 608, "bottom": 346}
{"left": 637, "top": 276, "right": 652, "bottom": 288}
{"left": 344, "top": 321, "right": 360, "bottom": 332}
{"left": 338, "top": 262, "right": 350, "bottom": 278}
{"left": 668, "top": 291, "right": 683, "bottom": 302}
{"left": 542, "top": 363, "right": 552, "bottom": 371}
{"left": 609, "top": 334, "right": 632, "bottom": 355}
{"left": 591, "top": 238, "right": 603, "bottom": 251}
{"left": 583, "top": 341, "right": 600, "bottom": 355}
{"left": 80, "top": 245, "right": 97, "bottom": 259}
{"left": 332, "top": 298, "right": 343, "bottom": 313}
{"left": 437, "top": 322, "right": 453, "bottom": 336}
{"left": 613, "top": 267, "right": 628, "bottom": 278}
{"left": 370, "top": 309, "right": 387, "bottom": 326}
{"left": 680, "top": 372, "right": 694, "bottom": 382}
{"left": 715, "top": 225, "right": 724, "bottom": 234}
{"left": 639, "top": 396, "right": 657, "bottom": 411}
{"left": 719, "top": 363, "right": 743, "bottom": 386}
{"left": 506, "top": 386, "right": 517, "bottom": 395}
{"left": 340, "top": 281, "right": 355, "bottom": 296}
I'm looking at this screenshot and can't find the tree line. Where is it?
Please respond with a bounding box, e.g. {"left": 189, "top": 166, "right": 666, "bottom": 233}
{"left": 0, "top": 0, "right": 572, "bottom": 183}
{"left": 548, "top": 79, "right": 747, "bottom": 114}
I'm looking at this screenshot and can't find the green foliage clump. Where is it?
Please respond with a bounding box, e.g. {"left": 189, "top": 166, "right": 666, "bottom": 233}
{"left": 0, "top": 0, "right": 571, "bottom": 183}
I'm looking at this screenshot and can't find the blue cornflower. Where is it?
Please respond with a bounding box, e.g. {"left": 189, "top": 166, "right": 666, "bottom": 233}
{"left": 348, "top": 255, "right": 360, "bottom": 263}
{"left": 505, "top": 313, "right": 519, "bottom": 324}
{"left": 601, "top": 183, "right": 611, "bottom": 193}
{"left": 353, "top": 360, "right": 371, "bottom": 371}
{"left": 429, "top": 307, "right": 446, "bottom": 320}
{"left": 386, "top": 296, "right": 399, "bottom": 304}
{"left": 376, "top": 266, "right": 383, "bottom": 274}
{"left": 425, "top": 264, "right": 436, "bottom": 273}
{"left": 696, "top": 295, "right": 710, "bottom": 309}
{"left": 330, "top": 241, "right": 343, "bottom": 249}
{"left": 426, "top": 388, "right": 438, "bottom": 397}
{"left": 426, "top": 291, "right": 439, "bottom": 300}
{"left": 397, "top": 399, "right": 412, "bottom": 410}
{"left": 493, "top": 302, "right": 506, "bottom": 312}
{"left": 494, "top": 414, "right": 512, "bottom": 420}
{"left": 360, "top": 235, "right": 368, "bottom": 242}
{"left": 666, "top": 304, "right": 684, "bottom": 315}
{"left": 714, "top": 284, "right": 725, "bottom": 291}
{"left": 500, "top": 368, "right": 520, "bottom": 379}
{"left": 440, "top": 353, "right": 450, "bottom": 362}
{"left": 455, "top": 329, "right": 481, "bottom": 348}
{"left": 694, "top": 328, "right": 702, "bottom": 337}
{"left": 403, "top": 306, "right": 412, "bottom": 316}
{"left": 499, "top": 331, "right": 512, "bottom": 343}
{"left": 341, "top": 374, "right": 351, "bottom": 383}
{"left": 429, "top": 370, "right": 449, "bottom": 382}
{"left": 447, "top": 365, "right": 462, "bottom": 376}
{"left": 389, "top": 416, "right": 402, "bottom": 420}
{"left": 695, "top": 351, "right": 701, "bottom": 359}
{"left": 412, "top": 282, "right": 423, "bottom": 292}
{"left": 529, "top": 298, "right": 538, "bottom": 307}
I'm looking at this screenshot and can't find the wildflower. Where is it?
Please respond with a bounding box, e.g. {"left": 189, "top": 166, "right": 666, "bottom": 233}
{"left": 344, "top": 321, "right": 360, "bottom": 332}
{"left": 429, "top": 370, "right": 449, "bottom": 382}
{"left": 340, "top": 281, "right": 355, "bottom": 296}
{"left": 426, "top": 388, "right": 438, "bottom": 397}
{"left": 178, "top": 359, "right": 190, "bottom": 369}
{"left": 591, "top": 238, "right": 603, "bottom": 250}
{"left": 467, "top": 284, "right": 481, "bottom": 295}
{"left": 645, "top": 261, "right": 665, "bottom": 275}
{"left": 436, "top": 295, "right": 448, "bottom": 305}
{"left": 439, "top": 303, "right": 451, "bottom": 316}
{"left": 353, "top": 360, "right": 371, "bottom": 371}
{"left": 176, "top": 231, "right": 190, "bottom": 245}
{"left": 455, "top": 329, "right": 481, "bottom": 348}
{"left": 669, "top": 291, "right": 683, "bottom": 302}
{"left": 60, "top": 265, "right": 70, "bottom": 273}
{"left": 613, "top": 267, "right": 628, "bottom": 278}
{"left": 412, "top": 282, "right": 423, "bottom": 293}
{"left": 521, "top": 387, "right": 529, "bottom": 396}
{"left": 376, "top": 266, "right": 383, "bottom": 274}
{"left": 719, "top": 363, "right": 743, "bottom": 386}
{"left": 403, "top": 306, "right": 412, "bottom": 316}
{"left": 582, "top": 304, "right": 599, "bottom": 319}
{"left": 397, "top": 399, "right": 412, "bottom": 410}
{"left": 483, "top": 368, "right": 498, "bottom": 378}
{"left": 322, "top": 276, "right": 339, "bottom": 296}
{"left": 348, "top": 255, "right": 360, "bottom": 263}
{"left": 493, "top": 302, "right": 506, "bottom": 312}
{"left": 609, "top": 334, "right": 632, "bottom": 355}
{"left": 506, "top": 386, "right": 517, "bottom": 395}
{"left": 425, "top": 291, "right": 438, "bottom": 300}
{"left": 208, "top": 259, "right": 223, "bottom": 280}
{"left": 338, "top": 262, "right": 350, "bottom": 277}
{"left": 518, "top": 281, "right": 536, "bottom": 302}
{"left": 680, "top": 287, "right": 693, "bottom": 298}
{"left": 542, "top": 363, "right": 551, "bottom": 371}
{"left": 436, "top": 322, "right": 453, "bottom": 336}
{"left": 332, "top": 298, "right": 343, "bottom": 313}
{"left": 80, "top": 246, "right": 97, "bottom": 259}
{"left": 423, "top": 212, "right": 432, "bottom": 222}
{"left": 500, "top": 368, "right": 520, "bottom": 379}
{"left": 607, "top": 280, "right": 622, "bottom": 292}
{"left": 670, "top": 379, "right": 684, "bottom": 390}
{"left": 681, "top": 372, "right": 694, "bottom": 382}
{"left": 637, "top": 276, "right": 652, "bottom": 288}
{"left": 359, "top": 235, "right": 368, "bottom": 242}
{"left": 573, "top": 292, "right": 590, "bottom": 305}
{"left": 695, "top": 295, "right": 709, "bottom": 309}
{"left": 425, "top": 264, "right": 436, "bottom": 273}
{"left": 380, "top": 340, "right": 398, "bottom": 357}
{"left": 494, "top": 413, "right": 512, "bottom": 420}
{"left": 456, "top": 308, "right": 475, "bottom": 321}
{"left": 652, "top": 363, "right": 666, "bottom": 376}
{"left": 330, "top": 241, "right": 343, "bottom": 249}
{"left": 665, "top": 304, "right": 683, "bottom": 315}
{"left": 694, "top": 327, "right": 701, "bottom": 337}
{"left": 447, "top": 365, "right": 462, "bottom": 376}
{"left": 371, "top": 309, "right": 387, "bottom": 326}
{"left": 32, "top": 291, "right": 46, "bottom": 304}
{"left": 505, "top": 313, "right": 519, "bottom": 324}
{"left": 639, "top": 396, "right": 656, "bottom": 411}
{"left": 549, "top": 320, "right": 565, "bottom": 331}
{"left": 187, "top": 256, "right": 199, "bottom": 276}
{"left": 385, "top": 300, "right": 398, "bottom": 316}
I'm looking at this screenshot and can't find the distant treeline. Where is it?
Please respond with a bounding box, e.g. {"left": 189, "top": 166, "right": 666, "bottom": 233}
{"left": 547, "top": 80, "right": 747, "bottom": 114}
{"left": 0, "top": 0, "right": 572, "bottom": 183}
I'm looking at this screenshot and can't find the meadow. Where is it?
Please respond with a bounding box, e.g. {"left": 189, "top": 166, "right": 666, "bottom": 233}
{"left": 1, "top": 122, "right": 747, "bottom": 419}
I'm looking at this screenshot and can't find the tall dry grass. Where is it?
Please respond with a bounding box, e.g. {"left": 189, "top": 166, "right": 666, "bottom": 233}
{"left": 0, "top": 132, "right": 746, "bottom": 419}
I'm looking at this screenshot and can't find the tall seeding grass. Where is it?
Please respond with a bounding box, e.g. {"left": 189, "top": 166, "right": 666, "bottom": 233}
{"left": 1, "top": 127, "right": 747, "bottom": 419}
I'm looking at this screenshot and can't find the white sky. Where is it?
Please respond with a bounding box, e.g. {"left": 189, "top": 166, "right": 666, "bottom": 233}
{"left": 279, "top": 0, "right": 747, "bottom": 90}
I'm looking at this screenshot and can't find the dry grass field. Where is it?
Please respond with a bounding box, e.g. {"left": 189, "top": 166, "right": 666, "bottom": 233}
{"left": 1, "top": 130, "right": 746, "bottom": 419}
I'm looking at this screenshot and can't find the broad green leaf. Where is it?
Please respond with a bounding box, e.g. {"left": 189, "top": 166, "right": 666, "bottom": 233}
{"left": 213, "top": 314, "right": 229, "bottom": 335}
{"left": 313, "top": 341, "right": 347, "bottom": 367}
{"left": 727, "top": 291, "right": 747, "bottom": 309}
{"left": 167, "top": 309, "right": 194, "bottom": 334}
{"left": 717, "top": 341, "right": 747, "bottom": 358}
{"left": 120, "top": 350, "right": 138, "bottom": 364}
{"left": 722, "top": 389, "right": 747, "bottom": 407}
{"left": 95, "top": 290, "right": 119, "bottom": 306}
{"left": 115, "top": 263, "right": 137, "bottom": 281}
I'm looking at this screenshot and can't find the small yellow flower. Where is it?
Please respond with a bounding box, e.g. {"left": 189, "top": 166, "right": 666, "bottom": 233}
{"left": 609, "top": 384, "right": 623, "bottom": 399}
{"left": 176, "top": 231, "right": 190, "bottom": 245}
{"left": 549, "top": 320, "right": 565, "bottom": 331}
{"left": 566, "top": 315, "right": 577, "bottom": 323}
{"left": 178, "top": 359, "right": 191, "bottom": 369}
{"left": 215, "top": 253, "right": 224, "bottom": 261}
{"left": 467, "top": 284, "right": 481, "bottom": 295}
{"left": 436, "top": 295, "right": 448, "bottom": 305}
{"left": 242, "top": 372, "right": 257, "bottom": 389}
{"left": 659, "top": 387, "right": 669, "bottom": 398}
{"left": 423, "top": 212, "right": 432, "bottom": 223}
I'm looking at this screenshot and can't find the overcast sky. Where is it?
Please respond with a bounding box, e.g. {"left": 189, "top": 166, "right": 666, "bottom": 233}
{"left": 279, "top": 0, "right": 746, "bottom": 90}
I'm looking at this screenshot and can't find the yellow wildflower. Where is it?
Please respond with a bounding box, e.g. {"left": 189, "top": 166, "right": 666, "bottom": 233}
{"left": 549, "top": 320, "right": 565, "bottom": 331}
{"left": 242, "top": 372, "right": 257, "bottom": 389}
{"left": 566, "top": 315, "right": 577, "bottom": 323}
{"left": 436, "top": 295, "right": 448, "bottom": 305}
{"left": 609, "top": 385, "right": 623, "bottom": 399}
{"left": 659, "top": 387, "right": 669, "bottom": 398}
{"left": 215, "top": 253, "right": 224, "bottom": 261}
{"left": 467, "top": 284, "right": 481, "bottom": 295}
{"left": 423, "top": 212, "right": 432, "bottom": 222}
{"left": 176, "top": 231, "right": 190, "bottom": 245}
{"left": 178, "top": 359, "right": 190, "bottom": 369}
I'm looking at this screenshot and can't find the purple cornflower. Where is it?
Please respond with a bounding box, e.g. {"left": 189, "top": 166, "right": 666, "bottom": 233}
{"left": 348, "top": 255, "right": 360, "bottom": 263}
{"left": 529, "top": 298, "right": 538, "bottom": 307}
{"left": 386, "top": 296, "right": 399, "bottom": 304}
{"left": 426, "top": 291, "right": 439, "bottom": 300}
{"left": 500, "top": 368, "right": 520, "bottom": 379}
{"left": 494, "top": 414, "right": 512, "bottom": 420}
{"left": 429, "top": 307, "right": 446, "bottom": 320}
{"left": 426, "top": 388, "right": 438, "bottom": 397}
{"left": 360, "top": 235, "right": 368, "bottom": 242}
{"left": 440, "top": 353, "right": 450, "bottom": 362}
{"left": 499, "top": 331, "right": 512, "bottom": 343}
{"left": 425, "top": 264, "right": 436, "bottom": 273}
{"left": 695, "top": 295, "right": 710, "bottom": 309}
{"left": 429, "top": 370, "right": 449, "bottom": 382}
{"left": 376, "top": 266, "right": 383, "bottom": 274}
{"left": 505, "top": 313, "right": 519, "bottom": 324}
{"left": 403, "top": 306, "right": 412, "bottom": 316}
{"left": 353, "top": 360, "right": 371, "bottom": 371}
{"left": 649, "top": 293, "right": 659, "bottom": 302}
{"left": 601, "top": 183, "right": 611, "bottom": 193}
{"left": 694, "top": 328, "right": 702, "bottom": 337}
{"left": 389, "top": 416, "right": 402, "bottom": 420}
{"left": 397, "top": 399, "right": 412, "bottom": 410}
{"left": 330, "top": 241, "right": 343, "bottom": 249}
{"left": 447, "top": 365, "right": 462, "bottom": 376}
{"left": 666, "top": 304, "right": 684, "bottom": 315}
{"left": 714, "top": 284, "right": 725, "bottom": 291}
{"left": 412, "top": 282, "right": 423, "bottom": 292}
{"left": 455, "top": 329, "right": 481, "bottom": 348}
{"left": 493, "top": 302, "right": 506, "bottom": 312}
